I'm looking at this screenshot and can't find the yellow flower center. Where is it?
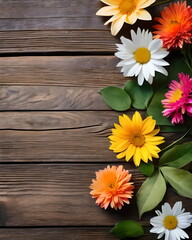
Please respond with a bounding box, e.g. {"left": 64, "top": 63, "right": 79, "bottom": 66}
{"left": 119, "top": 0, "right": 137, "bottom": 14}
{"left": 130, "top": 133, "right": 145, "bottom": 147}
{"left": 169, "top": 88, "right": 182, "bottom": 103}
{"left": 163, "top": 215, "right": 178, "bottom": 230}
{"left": 134, "top": 47, "right": 151, "bottom": 64}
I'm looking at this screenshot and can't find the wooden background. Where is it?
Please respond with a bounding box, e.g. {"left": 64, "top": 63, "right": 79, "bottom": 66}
{"left": 0, "top": 0, "right": 191, "bottom": 239}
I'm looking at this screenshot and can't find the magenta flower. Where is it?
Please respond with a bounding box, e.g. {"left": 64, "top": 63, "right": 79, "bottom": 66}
{"left": 162, "top": 73, "right": 192, "bottom": 124}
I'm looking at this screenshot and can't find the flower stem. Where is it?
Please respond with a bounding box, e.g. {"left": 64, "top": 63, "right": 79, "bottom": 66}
{"left": 151, "top": 0, "right": 173, "bottom": 7}
{"left": 182, "top": 45, "right": 192, "bottom": 73}
{"left": 161, "top": 127, "right": 192, "bottom": 152}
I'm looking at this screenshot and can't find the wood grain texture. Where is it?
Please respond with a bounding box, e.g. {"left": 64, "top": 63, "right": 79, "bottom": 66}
{"left": 0, "top": 0, "right": 116, "bottom": 53}
{"left": 0, "top": 30, "right": 116, "bottom": 53}
{"left": 0, "top": 86, "right": 109, "bottom": 110}
{"left": 0, "top": 111, "right": 182, "bottom": 162}
{"left": 0, "top": 163, "right": 191, "bottom": 227}
{"left": 0, "top": 56, "right": 122, "bottom": 86}
{"left": 0, "top": 227, "right": 191, "bottom": 240}
{"left": 0, "top": 0, "right": 181, "bottom": 53}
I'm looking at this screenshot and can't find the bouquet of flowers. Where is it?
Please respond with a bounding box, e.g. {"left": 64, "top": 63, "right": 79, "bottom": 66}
{"left": 89, "top": 0, "right": 192, "bottom": 239}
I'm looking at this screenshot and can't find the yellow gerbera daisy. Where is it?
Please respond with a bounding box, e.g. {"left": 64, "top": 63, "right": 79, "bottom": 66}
{"left": 96, "top": 0, "right": 155, "bottom": 36}
{"left": 109, "top": 111, "right": 164, "bottom": 166}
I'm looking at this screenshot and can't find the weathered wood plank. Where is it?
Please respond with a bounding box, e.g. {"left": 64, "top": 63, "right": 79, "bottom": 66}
{"left": 0, "top": 0, "right": 181, "bottom": 53}
{"left": 0, "top": 30, "right": 116, "bottom": 53}
{"left": 0, "top": 0, "right": 116, "bottom": 53}
{"left": 0, "top": 227, "right": 116, "bottom": 240}
{"left": 0, "top": 111, "right": 120, "bottom": 130}
{"left": 0, "top": 86, "right": 109, "bottom": 110}
{"left": 0, "top": 111, "right": 120, "bottom": 162}
{"left": 0, "top": 163, "right": 190, "bottom": 227}
{"left": 0, "top": 0, "right": 102, "bottom": 30}
{"left": 0, "top": 227, "right": 191, "bottom": 240}
{"left": 0, "top": 111, "right": 181, "bottom": 162}
{"left": 0, "top": 56, "right": 121, "bottom": 86}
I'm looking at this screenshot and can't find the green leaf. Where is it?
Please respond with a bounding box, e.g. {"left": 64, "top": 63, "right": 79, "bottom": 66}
{"left": 160, "top": 125, "right": 188, "bottom": 132}
{"left": 151, "top": 72, "right": 169, "bottom": 92}
{"left": 167, "top": 55, "right": 192, "bottom": 81}
{"left": 137, "top": 162, "right": 154, "bottom": 177}
{"left": 160, "top": 167, "right": 192, "bottom": 198}
{"left": 110, "top": 220, "right": 144, "bottom": 239}
{"left": 99, "top": 86, "right": 131, "bottom": 111}
{"left": 159, "top": 141, "right": 192, "bottom": 168}
{"left": 147, "top": 89, "right": 172, "bottom": 125}
{"left": 137, "top": 170, "right": 166, "bottom": 218}
{"left": 124, "top": 80, "right": 153, "bottom": 109}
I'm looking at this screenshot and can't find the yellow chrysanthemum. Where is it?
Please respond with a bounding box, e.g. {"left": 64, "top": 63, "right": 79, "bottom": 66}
{"left": 96, "top": 0, "right": 155, "bottom": 35}
{"left": 109, "top": 111, "right": 164, "bottom": 166}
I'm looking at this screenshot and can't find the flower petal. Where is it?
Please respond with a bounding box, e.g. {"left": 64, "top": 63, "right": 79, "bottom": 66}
{"left": 126, "top": 12, "right": 138, "bottom": 24}
{"left": 111, "top": 14, "right": 126, "bottom": 35}
{"left": 137, "top": 9, "right": 152, "bottom": 20}
{"left": 100, "top": 0, "right": 121, "bottom": 6}
{"left": 148, "top": 39, "right": 163, "bottom": 53}
{"left": 137, "top": 0, "right": 155, "bottom": 9}
{"left": 96, "top": 6, "right": 119, "bottom": 16}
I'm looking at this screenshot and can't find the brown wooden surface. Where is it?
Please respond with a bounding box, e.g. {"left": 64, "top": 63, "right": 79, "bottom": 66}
{"left": 0, "top": 0, "right": 191, "bottom": 239}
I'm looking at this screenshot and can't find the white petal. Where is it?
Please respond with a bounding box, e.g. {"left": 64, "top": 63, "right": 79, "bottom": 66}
{"left": 152, "top": 50, "right": 169, "bottom": 59}
{"left": 144, "top": 30, "right": 152, "bottom": 46}
{"left": 146, "top": 62, "right": 155, "bottom": 76}
{"left": 123, "top": 64, "right": 134, "bottom": 77}
{"left": 151, "top": 58, "right": 169, "bottom": 66}
{"left": 96, "top": 6, "right": 119, "bottom": 16}
{"left": 120, "top": 36, "right": 135, "bottom": 50}
{"left": 123, "top": 64, "right": 135, "bottom": 76}
{"left": 128, "top": 62, "right": 140, "bottom": 76}
{"left": 142, "top": 64, "right": 150, "bottom": 81}
{"left": 150, "top": 216, "right": 164, "bottom": 226}
{"left": 116, "top": 60, "right": 127, "bottom": 67}
{"left": 111, "top": 14, "right": 126, "bottom": 36}
{"left": 148, "top": 74, "right": 153, "bottom": 84}
{"left": 176, "top": 228, "right": 189, "bottom": 239}
{"left": 158, "top": 232, "right": 165, "bottom": 239}
{"left": 131, "top": 28, "right": 142, "bottom": 45}
{"left": 164, "top": 229, "right": 170, "bottom": 240}
{"left": 178, "top": 221, "right": 191, "bottom": 229}
{"left": 150, "top": 226, "right": 165, "bottom": 234}
{"left": 138, "top": 72, "right": 145, "bottom": 85}
{"left": 169, "top": 230, "right": 178, "bottom": 240}
{"left": 162, "top": 203, "right": 172, "bottom": 215}
{"left": 115, "top": 51, "right": 133, "bottom": 60}
{"left": 137, "top": 9, "right": 152, "bottom": 20}
{"left": 148, "top": 39, "right": 163, "bottom": 53}
{"left": 134, "top": 64, "right": 142, "bottom": 76}
{"left": 156, "top": 210, "right": 162, "bottom": 216}
{"left": 123, "top": 58, "right": 136, "bottom": 65}
{"left": 172, "top": 202, "right": 182, "bottom": 216}
{"left": 121, "top": 65, "right": 130, "bottom": 72}
{"left": 154, "top": 65, "right": 168, "bottom": 76}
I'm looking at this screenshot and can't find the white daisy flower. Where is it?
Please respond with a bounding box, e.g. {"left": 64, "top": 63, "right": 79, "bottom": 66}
{"left": 115, "top": 28, "right": 169, "bottom": 86}
{"left": 150, "top": 201, "right": 192, "bottom": 240}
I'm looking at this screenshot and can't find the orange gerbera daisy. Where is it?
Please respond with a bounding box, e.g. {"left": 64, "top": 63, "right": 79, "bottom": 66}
{"left": 89, "top": 165, "right": 134, "bottom": 210}
{"left": 96, "top": 0, "right": 155, "bottom": 36}
{"left": 153, "top": 1, "right": 192, "bottom": 49}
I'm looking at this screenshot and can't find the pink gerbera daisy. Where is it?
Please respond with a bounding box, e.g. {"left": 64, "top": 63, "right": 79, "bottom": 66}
{"left": 162, "top": 73, "right": 192, "bottom": 124}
